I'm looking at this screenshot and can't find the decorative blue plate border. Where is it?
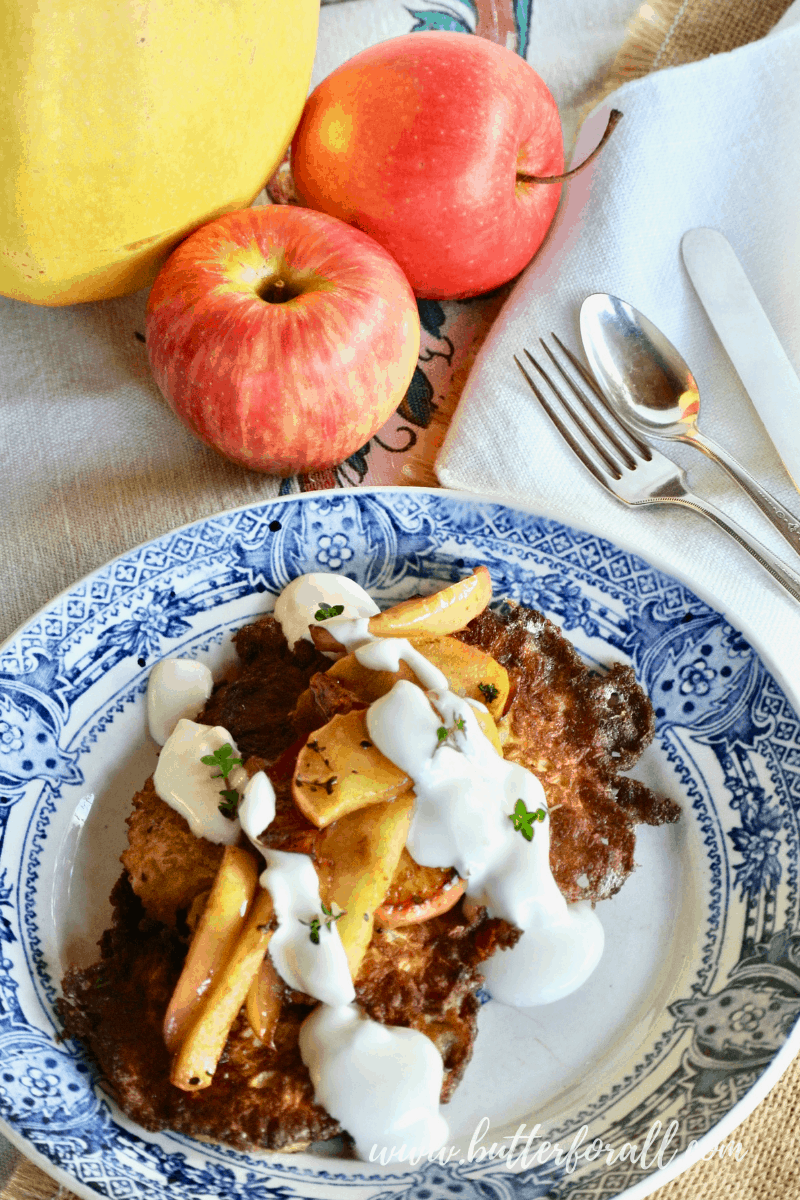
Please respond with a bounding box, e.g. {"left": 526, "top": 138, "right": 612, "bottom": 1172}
{"left": 0, "top": 487, "right": 798, "bottom": 1200}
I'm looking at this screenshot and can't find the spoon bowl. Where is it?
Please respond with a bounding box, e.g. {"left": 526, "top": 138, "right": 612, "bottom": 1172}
{"left": 579, "top": 292, "right": 800, "bottom": 555}
{"left": 579, "top": 294, "right": 701, "bottom": 434}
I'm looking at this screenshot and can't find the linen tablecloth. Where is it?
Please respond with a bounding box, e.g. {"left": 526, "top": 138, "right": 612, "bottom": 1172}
{"left": 1, "top": 3, "right": 798, "bottom": 1199}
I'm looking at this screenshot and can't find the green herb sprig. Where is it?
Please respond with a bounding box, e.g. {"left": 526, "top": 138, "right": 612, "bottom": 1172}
{"left": 436, "top": 716, "right": 466, "bottom": 747}
{"left": 303, "top": 902, "right": 346, "bottom": 945}
{"left": 509, "top": 799, "right": 547, "bottom": 842}
{"left": 201, "top": 743, "right": 243, "bottom": 819}
{"left": 314, "top": 603, "right": 345, "bottom": 621}
{"left": 478, "top": 682, "right": 499, "bottom": 703}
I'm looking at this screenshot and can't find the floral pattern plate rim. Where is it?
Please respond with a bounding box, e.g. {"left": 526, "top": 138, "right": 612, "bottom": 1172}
{"left": 0, "top": 486, "right": 799, "bottom": 1200}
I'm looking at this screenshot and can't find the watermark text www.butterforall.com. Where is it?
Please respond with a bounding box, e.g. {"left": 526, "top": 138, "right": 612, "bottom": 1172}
{"left": 369, "top": 1117, "right": 748, "bottom": 1170}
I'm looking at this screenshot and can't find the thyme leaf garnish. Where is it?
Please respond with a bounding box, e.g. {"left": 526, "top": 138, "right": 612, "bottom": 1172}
{"left": 201, "top": 743, "right": 244, "bottom": 819}
{"left": 314, "top": 603, "right": 345, "bottom": 621}
{"left": 509, "top": 799, "right": 547, "bottom": 842}
{"left": 436, "top": 716, "right": 467, "bottom": 748}
{"left": 302, "top": 902, "right": 346, "bottom": 945}
{"left": 478, "top": 682, "right": 499, "bottom": 703}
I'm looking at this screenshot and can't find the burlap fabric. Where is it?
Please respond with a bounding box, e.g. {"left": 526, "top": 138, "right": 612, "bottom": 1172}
{"left": 1, "top": 2, "right": 798, "bottom": 1199}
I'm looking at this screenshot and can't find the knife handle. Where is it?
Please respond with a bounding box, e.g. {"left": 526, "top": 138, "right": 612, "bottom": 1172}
{"left": 680, "top": 428, "right": 800, "bottom": 557}
{"left": 673, "top": 490, "right": 800, "bottom": 604}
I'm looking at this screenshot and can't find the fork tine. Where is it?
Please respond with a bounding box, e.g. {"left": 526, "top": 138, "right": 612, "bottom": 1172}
{"left": 533, "top": 343, "right": 639, "bottom": 471}
{"left": 513, "top": 354, "right": 617, "bottom": 486}
{"left": 520, "top": 347, "right": 629, "bottom": 479}
{"left": 549, "top": 335, "right": 653, "bottom": 461}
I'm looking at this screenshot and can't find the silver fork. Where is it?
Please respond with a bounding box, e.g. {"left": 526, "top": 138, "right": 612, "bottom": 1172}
{"left": 515, "top": 336, "right": 800, "bottom": 604}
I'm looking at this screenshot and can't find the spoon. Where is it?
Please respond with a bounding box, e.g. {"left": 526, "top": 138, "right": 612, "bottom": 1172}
{"left": 579, "top": 293, "right": 800, "bottom": 558}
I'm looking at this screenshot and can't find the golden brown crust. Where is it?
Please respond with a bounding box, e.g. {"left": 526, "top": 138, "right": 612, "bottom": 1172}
{"left": 355, "top": 905, "right": 519, "bottom": 1101}
{"left": 456, "top": 603, "right": 679, "bottom": 902}
{"left": 122, "top": 779, "right": 224, "bottom": 926}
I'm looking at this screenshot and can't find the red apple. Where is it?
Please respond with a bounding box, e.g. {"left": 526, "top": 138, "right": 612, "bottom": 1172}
{"left": 145, "top": 206, "right": 420, "bottom": 475}
{"left": 291, "top": 31, "right": 564, "bottom": 301}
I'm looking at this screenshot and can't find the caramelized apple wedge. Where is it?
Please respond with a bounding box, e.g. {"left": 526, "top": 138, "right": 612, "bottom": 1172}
{"left": 245, "top": 951, "right": 283, "bottom": 1046}
{"left": 163, "top": 845, "right": 260, "bottom": 1053}
{"left": 311, "top": 566, "right": 492, "bottom": 652}
{"left": 376, "top": 850, "right": 466, "bottom": 929}
{"left": 293, "top": 709, "right": 410, "bottom": 828}
{"left": 414, "top": 637, "right": 508, "bottom": 719}
{"left": 317, "top": 792, "right": 414, "bottom": 979}
{"left": 171, "top": 887, "right": 274, "bottom": 1091}
{"left": 368, "top": 566, "right": 492, "bottom": 638}
{"left": 322, "top": 634, "right": 509, "bottom": 720}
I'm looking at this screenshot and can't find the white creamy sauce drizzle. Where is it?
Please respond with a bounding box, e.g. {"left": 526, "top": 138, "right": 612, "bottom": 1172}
{"left": 331, "top": 618, "right": 605, "bottom": 1008}
{"left": 273, "top": 573, "right": 379, "bottom": 650}
{"left": 238, "top": 772, "right": 445, "bottom": 1154}
{"left": 260, "top": 850, "right": 355, "bottom": 1008}
{"left": 146, "top": 658, "right": 213, "bottom": 745}
{"left": 299, "top": 1004, "right": 449, "bottom": 1162}
{"left": 239, "top": 773, "right": 354, "bottom": 1007}
{"left": 153, "top": 719, "right": 247, "bottom": 845}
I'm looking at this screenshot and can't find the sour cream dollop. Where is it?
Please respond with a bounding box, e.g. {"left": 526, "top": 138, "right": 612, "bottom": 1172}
{"left": 273, "top": 573, "right": 379, "bottom": 650}
{"left": 300, "top": 1004, "right": 449, "bottom": 1161}
{"left": 146, "top": 658, "right": 213, "bottom": 745}
{"left": 153, "top": 719, "right": 247, "bottom": 844}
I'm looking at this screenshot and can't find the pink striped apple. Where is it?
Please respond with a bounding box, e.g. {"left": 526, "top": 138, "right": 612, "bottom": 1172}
{"left": 145, "top": 206, "right": 420, "bottom": 475}
{"left": 291, "top": 31, "right": 564, "bottom": 301}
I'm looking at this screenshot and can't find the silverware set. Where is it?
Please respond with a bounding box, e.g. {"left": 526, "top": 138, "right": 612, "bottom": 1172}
{"left": 514, "top": 232, "right": 800, "bottom": 603}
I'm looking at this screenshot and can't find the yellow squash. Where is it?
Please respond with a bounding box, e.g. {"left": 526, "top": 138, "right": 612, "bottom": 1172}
{"left": 0, "top": 0, "right": 319, "bottom": 305}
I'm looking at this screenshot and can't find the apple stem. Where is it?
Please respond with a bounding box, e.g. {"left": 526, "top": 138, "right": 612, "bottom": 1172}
{"left": 517, "top": 109, "right": 622, "bottom": 186}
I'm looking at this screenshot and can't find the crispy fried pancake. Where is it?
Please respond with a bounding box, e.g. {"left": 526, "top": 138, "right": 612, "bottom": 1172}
{"left": 122, "top": 778, "right": 224, "bottom": 926}
{"left": 200, "top": 616, "right": 331, "bottom": 761}
{"left": 59, "top": 602, "right": 677, "bottom": 1154}
{"left": 456, "top": 603, "right": 679, "bottom": 901}
{"left": 59, "top": 876, "right": 513, "bottom": 1147}
{"left": 60, "top": 876, "right": 341, "bottom": 1151}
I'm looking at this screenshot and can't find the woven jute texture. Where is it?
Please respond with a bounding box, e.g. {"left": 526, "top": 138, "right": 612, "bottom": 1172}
{"left": 2, "top": 4, "right": 798, "bottom": 1200}
{"left": 606, "top": 0, "right": 797, "bottom": 81}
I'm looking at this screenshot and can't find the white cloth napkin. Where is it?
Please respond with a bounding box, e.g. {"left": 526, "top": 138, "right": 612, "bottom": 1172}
{"left": 437, "top": 11, "right": 800, "bottom": 703}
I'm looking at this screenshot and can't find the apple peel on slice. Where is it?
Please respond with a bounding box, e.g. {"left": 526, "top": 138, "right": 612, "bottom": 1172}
{"left": 163, "top": 845, "right": 260, "bottom": 1054}
{"left": 375, "top": 851, "right": 467, "bottom": 930}
{"left": 311, "top": 566, "right": 492, "bottom": 652}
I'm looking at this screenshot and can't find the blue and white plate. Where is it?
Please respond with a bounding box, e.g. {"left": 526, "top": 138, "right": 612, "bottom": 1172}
{"left": 1, "top": 487, "right": 799, "bottom": 1200}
